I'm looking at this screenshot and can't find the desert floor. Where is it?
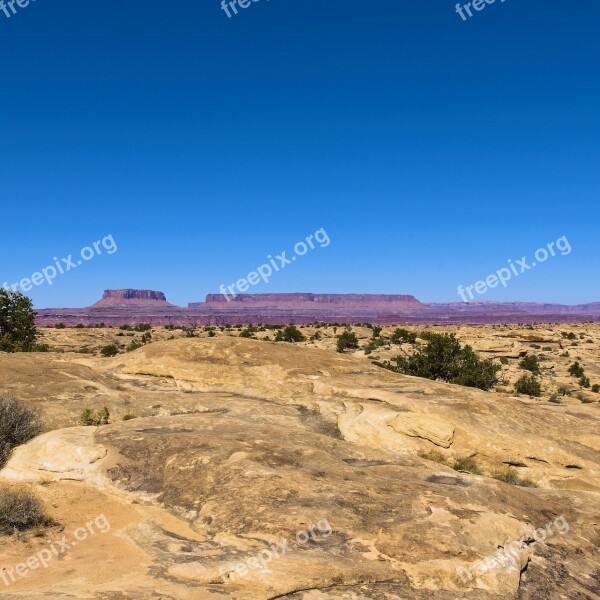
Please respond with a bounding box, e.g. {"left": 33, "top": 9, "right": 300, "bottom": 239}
{"left": 0, "top": 324, "right": 598, "bottom": 599}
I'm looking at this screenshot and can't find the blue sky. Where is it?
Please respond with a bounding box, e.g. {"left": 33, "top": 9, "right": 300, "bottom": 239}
{"left": 0, "top": 0, "right": 598, "bottom": 308}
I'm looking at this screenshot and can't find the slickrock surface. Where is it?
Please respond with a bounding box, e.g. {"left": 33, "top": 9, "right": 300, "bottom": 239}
{"left": 0, "top": 328, "right": 598, "bottom": 599}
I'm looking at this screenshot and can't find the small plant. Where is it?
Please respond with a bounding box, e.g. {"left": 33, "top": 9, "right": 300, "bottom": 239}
{"left": 558, "top": 386, "right": 572, "bottom": 396}
{"left": 80, "top": 407, "right": 110, "bottom": 426}
{"left": 579, "top": 376, "right": 591, "bottom": 389}
{"left": 499, "top": 357, "right": 509, "bottom": 365}
{"left": 100, "top": 344, "right": 119, "bottom": 357}
{"left": 419, "top": 450, "right": 448, "bottom": 465}
{"left": 122, "top": 414, "right": 137, "bottom": 421}
{"left": 519, "top": 355, "right": 540, "bottom": 373}
{"left": 452, "top": 455, "right": 481, "bottom": 474}
{"left": 390, "top": 328, "right": 417, "bottom": 345}
{"left": 310, "top": 331, "right": 322, "bottom": 341}
{"left": 568, "top": 361, "right": 585, "bottom": 378}
{"left": 55, "top": 323, "right": 66, "bottom": 329}
{"left": 492, "top": 466, "right": 521, "bottom": 485}
{"left": 515, "top": 375, "right": 542, "bottom": 397}
{"left": 74, "top": 323, "right": 85, "bottom": 329}
{"left": 592, "top": 384, "right": 600, "bottom": 393}
{"left": 274, "top": 325, "right": 306, "bottom": 343}
{"left": 529, "top": 343, "right": 541, "bottom": 350}
{"left": 336, "top": 330, "right": 359, "bottom": 353}
{"left": 0, "top": 486, "right": 53, "bottom": 535}
{"left": 126, "top": 340, "right": 144, "bottom": 352}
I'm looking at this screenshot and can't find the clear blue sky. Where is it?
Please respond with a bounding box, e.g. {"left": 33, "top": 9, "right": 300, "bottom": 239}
{"left": 0, "top": 0, "right": 598, "bottom": 308}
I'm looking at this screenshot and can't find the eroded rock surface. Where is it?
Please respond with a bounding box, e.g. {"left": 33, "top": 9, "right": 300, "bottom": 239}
{"left": 0, "top": 336, "right": 598, "bottom": 599}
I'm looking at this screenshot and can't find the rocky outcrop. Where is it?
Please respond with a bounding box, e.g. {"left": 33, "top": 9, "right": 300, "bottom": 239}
{"left": 91, "top": 289, "right": 173, "bottom": 307}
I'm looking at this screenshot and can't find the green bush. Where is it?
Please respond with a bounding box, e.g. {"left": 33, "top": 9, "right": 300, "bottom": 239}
{"left": 274, "top": 325, "right": 306, "bottom": 343}
{"left": 568, "top": 361, "right": 585, "bottom": 377}
{"left": 379, "top": 333, "right": 500, "bottom": 391}
{"left": 592, "top": 384, "right": 600, "bottom": 393}
{"left": 390, "top": 328, "right": 417, "bottom": 345}
{"left": 0, "top": 486, "right": 53, "bottom": 535}
{"left": 499, "top": 357, "right": 509, "bottom": 365}
{"left": 579, "top": 376, "right": 591, "bottom": 389}
{"left": 0, "top": 397, "right": 42, "bottom": 468}
{"left": 0, "top": 290, "right": 39, "bottom": 352}
{"left": 100, "top": 344, "right": 119, "bottom": 357}
{"left": 515, "top": 374, "right": 542, "bottom": 397}
{"left": 337, "top": 330, "right": 359, "bottom": 353}
{"left": 55, "top": 323, "right": 66, "bottom": 329}
{"left": 80, "top": 407, "right": 110, "bottom": 426}
{"left": 519, "top": 355, "right": 540, "bottom": 373}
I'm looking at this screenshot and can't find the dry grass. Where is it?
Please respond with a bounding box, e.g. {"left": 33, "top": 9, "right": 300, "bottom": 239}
{"left": 0, "top": 486, "right": 54, "bottom": 535}
{"left": 452, "top": 455, "right": 482, "bottom": 474}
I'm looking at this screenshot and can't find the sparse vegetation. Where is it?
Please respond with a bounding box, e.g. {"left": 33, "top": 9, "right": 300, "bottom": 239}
{"left": 0, "top": 486, "right": 53, "bottom": 535}
{"left": 274, "top": 325, "right": 305, "bottom": 343}
{"left": 379, "top": 333, "right": 500, "bottom": 391}
{"left": 452, "top": 455, "right": 481, "bottom": 474}
{"left": 519, "top": 355, "right": 540, "bottom": 373}
{"left": 568, "top": 361, "right": 585, "bottom": 377}
{"left": 515, "top": 374, "right": 542, "bottom": 397}
{"left": 336, "top": 330, "right": 359, "bottom": 353}
{"left": 0, "top": 397, "right": 42, "bottom": 467}
{"left": 80, "top": 407, "right": 110, "bottom": 426}
{"left": 100, "top": 344, "right": 119, "bottom": 357}
{"left": 390, "top": 328, "right": 417, "bottom": 345}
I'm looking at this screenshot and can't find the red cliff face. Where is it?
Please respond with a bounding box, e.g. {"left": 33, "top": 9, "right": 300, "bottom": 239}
{"left": 199, "top": 294, "right": 422, "bottom": 309}
{"left": 92, "top": 290, "right": 174, "bottom": 307}
{"left": 34, "top": 290, "right": 600, "bottom": 327}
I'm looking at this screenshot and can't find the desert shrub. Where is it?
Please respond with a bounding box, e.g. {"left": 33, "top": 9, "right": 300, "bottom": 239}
{"left": 126, "top": 340, "right": 144, "bottom": 352}
{"left": 310, "top": 331, "right": 322, "bottom": 341}
{"left": 492, "top": 466, "right": 521, "bottom": 485}
{"left": 419, "top": 450, "right": 447, "bottom": 465}
{"left": 568, "top": 361, "right": 585, "bottom": 377}
{"left": 134, "top": 323, "right": 151, "bottom": 332}
{"left": 100, "top": 344, "right": 119, "bottom": 357}
{"left": 275, "top": 325, "right": 306, "bottom": 343}
{"left": 542, "top": 346, "right": 553, "bottom": 351}
{"left": 74, "top": 323, "right": 85, "bottom": 329}
{"left": 372, "top": 326, "right": 383, "bottom": 338}
{"left": 0, "top": 290, "right": 39, "bottom": 352}
{"left": 579, "top": 376, "right": 591, "bottom": 389}
{"left": 0, "top": 397, "right": 42, "bottom": 468}
{"left": 515, "top": 374, "right": 542, "bottom": 397}
{"left": 55, "top": 323, "right": 66, "bottom": 329}
{"left": 363, "top": 337, "right": 385, "bottom": 355}
{"left": 80, "top": 407, "right": 110, "bottom": 426}
{"left": 519, "top": 355, "right": 540, "bottom": 373}
{"left": 336, "top": 330, "right": 359, "bottom": 353}
{"left": 122, "top": 414, "right": 137, "bottom": 421}
{"left": 499, "top": 357, "right": 509, "bottom": 365}
{"left": 529, "top": 343, "right": 541, "bottom": 350}
{"left": 390, "top": 328, "right": 417, "bottom": 345}
{"left": 380, "top": 333, "right": 500, "bottom": 391}
{"left": 452, "top": 455, "right": 481, "bottom": 474}
{"left": 0, "top": 486, "right": 52, "bottom": 535}
{"left": 558, "top": 386, "right": 572, "bottom": 396}
{"left": 592, "top": 384, "right": 600, "bottom": 393}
